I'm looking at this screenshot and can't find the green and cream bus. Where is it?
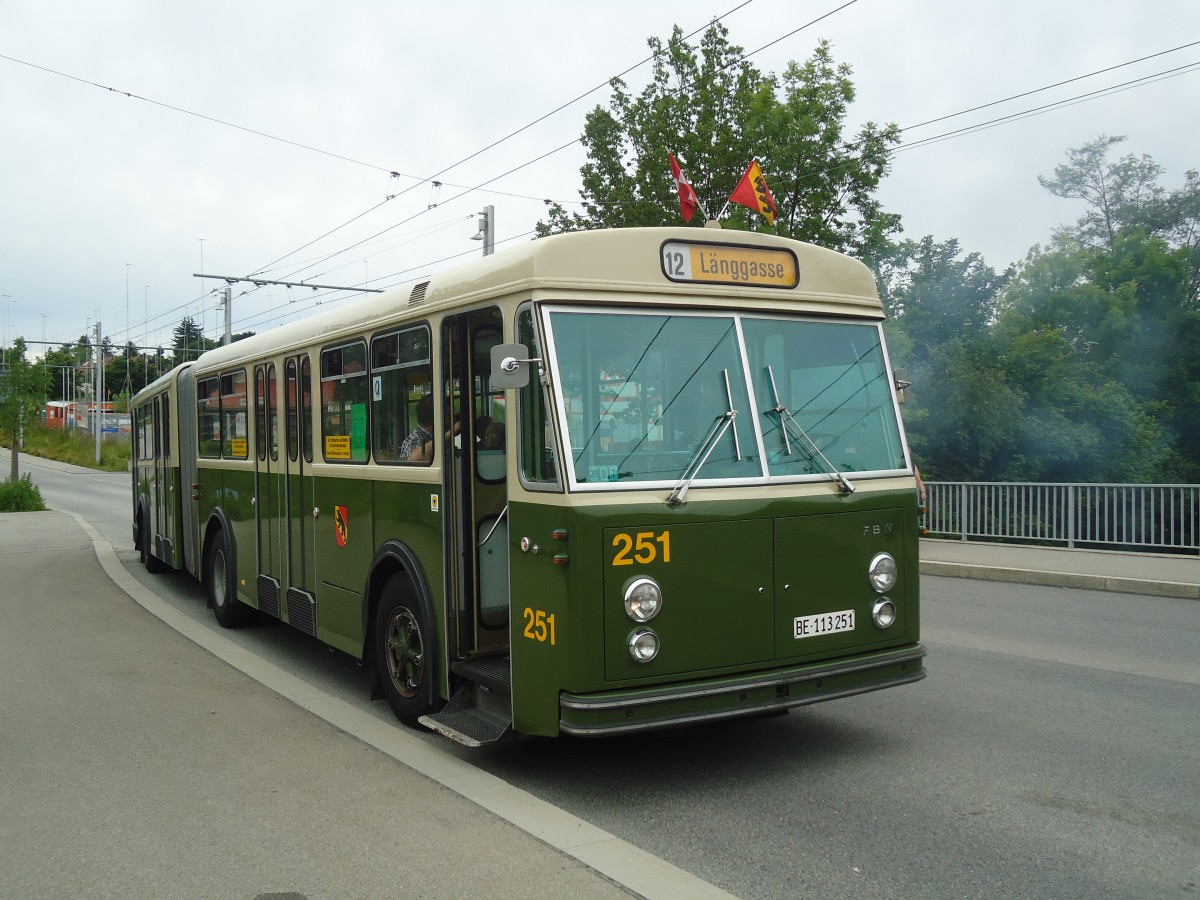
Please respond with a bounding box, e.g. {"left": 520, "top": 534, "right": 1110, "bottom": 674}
{"left": 132, "top": 226, "right": 925, "bottom": 746}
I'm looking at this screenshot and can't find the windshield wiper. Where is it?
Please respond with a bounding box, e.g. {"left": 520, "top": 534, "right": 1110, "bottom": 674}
{"left": 765, "top": 365, "right": 855, "bottom": 495}
{"left": 666, "top": 369, "right": 741, "bottom": 507}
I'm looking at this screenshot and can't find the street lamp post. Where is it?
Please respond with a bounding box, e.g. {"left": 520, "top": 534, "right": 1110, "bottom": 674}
{"left": 471, "top": 206, "right": 495, "bottom": 256}
{"left": 1, "top": 294, "right": 12, "bottom": 365}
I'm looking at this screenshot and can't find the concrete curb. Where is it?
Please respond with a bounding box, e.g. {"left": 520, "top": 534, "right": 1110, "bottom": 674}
{"left": 920, "top": 560, "right": 1200, "bottom": 600}
{"left": 65, "top": 510, "right": 738, "bottom": 900}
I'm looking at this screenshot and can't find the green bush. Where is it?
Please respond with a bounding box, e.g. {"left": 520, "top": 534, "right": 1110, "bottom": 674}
{"left": 0, "top": 474, "right": 47, "bottom": 512}
{"left": 12, "top": 424, "right": 131, "bottom": 472}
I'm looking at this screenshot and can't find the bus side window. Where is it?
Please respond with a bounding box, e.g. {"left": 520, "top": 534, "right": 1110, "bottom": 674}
{"left": 371, "top": 325, "right": 432, "bottom": 464}
{"left": 517, "top": 308, "right": 556, "bottom": 484}
{"left": 255, "top": 367, "right": 267, "bottom": 462}
{"left": 321, "top": 342, "right": 369, "bottom": 462}
{"left": 301, "top": 356, "right": 314, "bottom": 464}
{"left": 220, "top": 370, "right": 248, "bottom": 459}
{"left": 285, "top": 360, "right": 299, "bottom": 463}
{"left": 161, "top": 392, "right": 170, "bottom": 458}
{"left": 268, "top": 364, "right": 278, "bottom": 461}
{"left": 197, "top": 377, "right": 221, "bottom": 459}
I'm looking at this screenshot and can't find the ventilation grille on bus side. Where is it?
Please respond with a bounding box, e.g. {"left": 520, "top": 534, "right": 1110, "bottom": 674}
{"left": 286, "top": 587, "right": 317, "bottom": 636}
{"left": 409, "top": 281, "right": 430, "bottom": 305}
{"left": 257, "top": 575, "right": 281, "bottom": 619}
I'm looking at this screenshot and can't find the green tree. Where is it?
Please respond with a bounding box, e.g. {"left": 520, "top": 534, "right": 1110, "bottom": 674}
{"left": 879, "top": 237, "right": 1011, "bottom": 479}
{"left": 42, "top": 343, "right": 79, "bottom": 401}
{"left": 172, "top": 315, "right": 216, "bottom": 365}
{"left": 0, "top": 338, "right": 52, "bottom": 481}
{"left": 905, "top": 336, "right": 1023, "bottom": 481}
{"left": 1038, "top": 135, "right": 1167, "bottom": 252}
{"left": 897, "top": 138, "right": 1200, "bottom": 484}
{"left": 104, "top": 341, "right": 154, "bottom": 404}
{"left": 882, "top": 236, "right": 1010, "bottom": 359}
{"left": 1040, "top": 134, "right": 1200, "bottom": 303}
{"left": 997, "top": 136, "right": 1200, "bottom": 482}
{"left": 537, "top": 24, "right": 901, "bottom": 261}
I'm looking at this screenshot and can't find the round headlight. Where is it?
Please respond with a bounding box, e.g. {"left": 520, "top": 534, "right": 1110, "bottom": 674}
{"left": 868, "top": 552, "right": 897, "bottom": 593}
{"left": 628, "top": 628, "right": 660, "bottom": 663}
{"left": 624, "top": 576, "right": 662, "bottom": 622}
{"left": 872, "top": 598, "right": 897, "bottom": 629}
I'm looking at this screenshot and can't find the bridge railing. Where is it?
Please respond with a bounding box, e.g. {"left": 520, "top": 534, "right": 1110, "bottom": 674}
{"left": 925, "top": 482, "right": 1200, "bottom": 553}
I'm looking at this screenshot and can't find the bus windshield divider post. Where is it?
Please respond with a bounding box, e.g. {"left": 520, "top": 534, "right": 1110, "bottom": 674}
{"left": 765, "top": 365, "right": 855, "bottom": 495}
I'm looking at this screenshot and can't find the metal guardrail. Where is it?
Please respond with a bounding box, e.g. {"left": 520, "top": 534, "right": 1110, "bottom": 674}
{"left": 925, "top": 482, "right": 1200, "bottom": 553}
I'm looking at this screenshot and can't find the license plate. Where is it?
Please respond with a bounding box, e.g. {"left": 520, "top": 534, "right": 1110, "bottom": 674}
{"left": 794, "top": 609, "right": 855, "bottom": 639}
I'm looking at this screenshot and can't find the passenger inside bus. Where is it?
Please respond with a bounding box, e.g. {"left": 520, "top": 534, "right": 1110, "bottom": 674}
{"left": 400, "top": 396, "right": 435, "bottom": 461}
{"left": 402, "top": 396, "right": 462, "bottom": 461}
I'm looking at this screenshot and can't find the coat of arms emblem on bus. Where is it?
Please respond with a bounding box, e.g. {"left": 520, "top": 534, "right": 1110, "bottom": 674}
{"left": 334, "top": 505, "right": 349, "bottom": 548}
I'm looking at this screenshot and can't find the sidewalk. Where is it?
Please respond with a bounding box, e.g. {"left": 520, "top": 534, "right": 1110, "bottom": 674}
{"left": 920, "top": 537, "right": 1200, "bottom": 600}
{"left": 0, "top": 510, "right": 727, "bottom": 900}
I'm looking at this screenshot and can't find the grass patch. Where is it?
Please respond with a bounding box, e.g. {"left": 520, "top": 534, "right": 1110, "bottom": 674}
{"left": 0, "top": 473, "right": 47, "bottom": 512}
{"left": 5, "top": 424, "right": 131, "bottom": 472}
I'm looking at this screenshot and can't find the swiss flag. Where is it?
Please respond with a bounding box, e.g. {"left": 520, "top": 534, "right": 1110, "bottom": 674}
{"left": 668, "top": 152, "right": 701, "bottom": 223}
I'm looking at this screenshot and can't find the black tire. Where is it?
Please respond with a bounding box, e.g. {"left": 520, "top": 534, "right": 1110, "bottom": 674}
{"left": 206, "top": 530, "right": 248, "bottom": 628}
{"left": 375, "top": 574, "right": 437, "bottom": 725}
{"left": 139, "top": 509, "right": 165, "bottom": 574}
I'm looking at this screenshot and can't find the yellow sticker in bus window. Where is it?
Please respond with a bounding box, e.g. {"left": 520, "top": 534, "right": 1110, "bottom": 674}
{"left": 325, "top": 435, "right": 351, "bottom": 459}
{"left": 230, "top": 438, "right": 247, "bottom": 458}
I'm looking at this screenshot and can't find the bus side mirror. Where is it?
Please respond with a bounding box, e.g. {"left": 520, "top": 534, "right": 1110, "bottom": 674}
{"left": 490, "top": 343, "right": 537, "bottom": 389}
{"left": 894, "top": 367, "right": 911, "bottom": 404}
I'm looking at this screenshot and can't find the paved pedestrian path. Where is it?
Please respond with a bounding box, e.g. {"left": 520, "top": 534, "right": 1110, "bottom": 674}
{"left": 1, "top": 510, "right": 726, "bottom": 900}
{"left": 920, "top": 538, "right": 1200, "bottom": 599}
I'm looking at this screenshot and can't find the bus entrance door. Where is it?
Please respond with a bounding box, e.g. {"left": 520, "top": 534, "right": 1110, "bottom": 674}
{"left": 276, "top": 355, "right": 318, "bottom": 636}
{"left": 420, "top": 308, "right": 513, "bottom": 746}
{"left": 253, "top": 363, "right": 283, "bottom": 619}
{"left": 151, "top": 394, "right": 176, "bottom": 566}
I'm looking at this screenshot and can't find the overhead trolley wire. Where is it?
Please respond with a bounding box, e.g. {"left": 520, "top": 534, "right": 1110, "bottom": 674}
{"left": 245, "top": 0, "right": 768, "bottom": 279}
{"left": 895, "top": 60, "right": 1200, "bottom": 154}
{"left": 900, "top": 39, "right": 1200, "bottom": 134}
{"left": 21, "top": 5, "right": 1188, "bottom": 348}
{"left": 4, "top": 0, "right": 848, "bottom": 345}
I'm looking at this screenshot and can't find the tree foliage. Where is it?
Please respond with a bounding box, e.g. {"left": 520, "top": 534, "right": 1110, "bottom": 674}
{"left": 173, "top": 315, "right": 217, "bottom": 364}
{"left": 537, "top": 24, "right": 901, "bottom": 261}
{"left": 0, "top": 338, "right": 52, "bottom": 481}
{"left": 889, "top": 137, "right": 1200, "bottom": 484}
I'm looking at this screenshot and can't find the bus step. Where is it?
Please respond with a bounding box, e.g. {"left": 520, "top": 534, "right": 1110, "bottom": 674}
{"left": 419, "top": 682, "right": 513, "bottom": 748}
{"left": 450, "top": 655, "right": 511, "bottom": 692}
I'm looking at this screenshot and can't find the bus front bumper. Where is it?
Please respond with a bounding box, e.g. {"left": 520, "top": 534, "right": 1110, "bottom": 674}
{"left": 559, "top": 644, "right": 926, "bottom": 737}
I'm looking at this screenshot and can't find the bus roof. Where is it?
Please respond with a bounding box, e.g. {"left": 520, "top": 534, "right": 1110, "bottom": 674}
{"left": 132, "top": 360, "right": 192, "bottom": 404}
{"left": 191, "top": 227, "right": 881, "bottom": 374}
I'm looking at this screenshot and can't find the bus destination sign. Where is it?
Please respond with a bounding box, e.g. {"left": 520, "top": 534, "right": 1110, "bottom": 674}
{"left": 660, "top": 240, "right": 798, "bottom": 289}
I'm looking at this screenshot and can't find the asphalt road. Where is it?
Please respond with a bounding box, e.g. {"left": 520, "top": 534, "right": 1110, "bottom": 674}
{"left": 13, "top": 451, "right": 1200, "bottom": 898}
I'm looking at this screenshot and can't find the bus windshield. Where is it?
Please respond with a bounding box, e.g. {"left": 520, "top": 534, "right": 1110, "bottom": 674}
{"left": 546, "top": 308, "right": 906, "bottom": 489}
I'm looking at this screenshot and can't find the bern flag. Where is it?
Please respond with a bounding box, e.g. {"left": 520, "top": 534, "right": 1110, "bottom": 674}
{"left": 729, "top": 159, "right": 778, "bottom": 225}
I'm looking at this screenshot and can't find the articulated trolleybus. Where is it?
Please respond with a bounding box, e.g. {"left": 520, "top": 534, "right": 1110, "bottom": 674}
{"left": 132, "top": 226, "right": 925, "bottom": 746}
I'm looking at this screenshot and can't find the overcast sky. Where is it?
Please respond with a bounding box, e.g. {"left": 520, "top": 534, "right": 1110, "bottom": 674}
{"left": 3, "top": 0, "right": 1198, "bottom": 358}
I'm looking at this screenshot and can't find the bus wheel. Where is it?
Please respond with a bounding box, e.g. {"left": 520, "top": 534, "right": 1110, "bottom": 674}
{"left": 139, "top": 510, "right": 164, "bottom": 573}
{"left": 376, "top": 575, "right": 434, "bottom": 725}
{"left": 207, "top": 531, "right": 247, "bottom": 628}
